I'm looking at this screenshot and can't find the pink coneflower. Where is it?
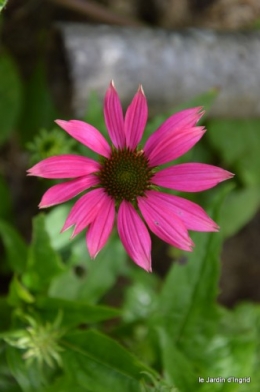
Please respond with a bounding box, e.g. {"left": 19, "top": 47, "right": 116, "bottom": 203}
{"left": 28, "top": 81, "right": 233, "bottom": 271}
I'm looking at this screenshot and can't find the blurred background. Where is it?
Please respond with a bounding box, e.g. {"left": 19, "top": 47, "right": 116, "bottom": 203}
{"left": 1, "top": 0, "right": 260, "bottom": 307}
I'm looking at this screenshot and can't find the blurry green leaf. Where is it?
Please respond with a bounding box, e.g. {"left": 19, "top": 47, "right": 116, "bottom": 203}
{"left": 0, "top": 298, "right": 12, "bottom": 332}
{"left": 0, "top": 342, "right": 22, "bottom": 392}
{"left": 0, "top": 0, "right": 8, "bottom": 12}
{"left": 6, "top": 345, "right": 50, "bottom": 392}
{"left": 44, "top": 205, "right": 72, "bottom": 250}
{"left": 0, "top": 219, "right": 28, "bottom": 274}
{"left": 220, "top": 187, "right": 260, "bottom": 237}
{"left": 49, "top": 232, "right": 126, "bottom": 304}
{"left": 8, "top": 276, "right": 34, "bottom": 306}
{"left": 207, "top": 119, "right": 260, "bottom": 186}
{"left": 45, "top": 376, "right": 92, "bottom": 392}
{"left": 155, "top": 186, "right": 229, "bottom": 390}
{"left": 0, "top": 52, "right": 22, "bottom": 145}
{"left": 62, "top": 330, "right": 154, "bottom": 392}
{"left": 35, "top": 296, "right": 120, "bottom": 328}
{"left": 19, "top": 61, "right": 58, "bottom": 144}
{"left": 0, "top": 176, "right": 12, "bottom": 219}
{"left": 198, "top": 304, "right": 259, "bottom": 392}
{"left": 23, "top": 214, "right": 64, "bottom": 292}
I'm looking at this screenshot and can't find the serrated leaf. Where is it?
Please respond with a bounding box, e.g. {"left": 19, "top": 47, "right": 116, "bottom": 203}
{"left": 23, "top": 214, "right": 64, "bottom": 292}
{"left": 62, "top": 330, "right": 154, "bottom": 392}
{"left": 0, "top": 52, "right": 22, "bottom": 144}
{"left": 0, "top": 219, "right": 28, "bottom": 274}
{"left": 35, "top": 296, "right": 120, "bottom": 328}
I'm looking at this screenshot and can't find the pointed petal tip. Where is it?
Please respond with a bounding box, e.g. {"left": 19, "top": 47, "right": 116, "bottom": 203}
{"left": 138, "top": 84, "right": 145, "bottom": 95}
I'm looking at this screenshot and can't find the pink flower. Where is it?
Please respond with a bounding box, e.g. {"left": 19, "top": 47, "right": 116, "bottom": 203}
{"left": 27, "top": 81, "right": 233, "bottom": 271}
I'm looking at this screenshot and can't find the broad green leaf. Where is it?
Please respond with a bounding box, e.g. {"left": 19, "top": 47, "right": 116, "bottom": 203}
{"left": 45, "top": 375, "right": 92, "bottom": 392}
{"left": 49, "top": 232, "right": 126, "bottom": 304}
{"left": 220, "top": 187, "right": 260, "bottom": 237}
{"left": 0, "top": 219, "right": 28, "bottom": 274}
{"left": 155, "top": 186, "right": 229, "bottom": 390}
{"left": 62, "top": 330, "right": 154, "bottom": 392}
{"left": 44, "top": 205, "right": 72, "bottom": 250}
{"left": 35, "top": 296, "right": 120, "bottom": 328}
{"left": 22, "top": 214, "right": 64, "bottom": 292}
{"left": 206, "top": 119, "right": 260, "bottom": 186}
{"left": 0, "top": 52, "right": 22, "bottom": 144}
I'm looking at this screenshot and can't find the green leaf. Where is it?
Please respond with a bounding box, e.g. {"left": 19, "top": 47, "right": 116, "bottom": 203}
{"left": 8, "top": 276, "right": 35, "bottom": 306}
{"left": 155, "top": 186, "right": 229, "bottom": 391}
{"left": 23, "top": 214, "right": 64, "bottom": 292}
{"left": 0, "top": 342, "right": 22, "bottom": 392}
{"left": 0, "top": 0, "right": 8, "bottom": 12}
{"left": 220, "top": 187, "right": 260, "bottom": 237}
{"left": 49, "top": 232, "right": 126, "bottom": 304}
{"left": 62, "top": 330, "right": 154, "bottom": 392}
{"left": 207, "top": 119, "right": 260, "bottom": 186}
{"left": 6, "top": 345, "right": 50, "bottom": 392}
{"left": 0, "top": 52, "right": 22, "bottom": 145}
{"left": 35, "top": 296, "right": 120, "bottom": 328}
{"left": 0, "top": 219, "right": 28, "bottom": 274}
{"left": 45, "top": 375, "right": 92, "bottom": 392}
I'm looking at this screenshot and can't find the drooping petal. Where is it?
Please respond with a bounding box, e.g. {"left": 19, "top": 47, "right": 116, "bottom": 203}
{"left": 55, "top": 119, "right": 111, "bottom": 158}
{"left": 27, "top": 155, "right": 100, "bottom": 179}
{"left": 39, "top": 174, "right": 99, "bottom": 208}
{"left": 153, "top": 163, "right": 234, "bottom": 192}
{"left": 144, "top": 191, "right": 219, "bottom": 232}
{"left": 104, "top": 81, "right": 125, "bottom": 148}
{"left": 146, "top": 126, "right": 206, "bottom": 167}
{"left": 138, "top": 195, "right": 194, "bottom": 251}
{"left": 125, "top": 85, "right": 148, "bottom": 149}
{"left": 117, "top": 201, "right": 151, "bottom": 271}
{"left": 87, "top": 195, "right": 115, "bottom": 258}
{"left": 144, "top": 107, "right": 204, "bottom": 156}
{"left": 61, "top": 188, "right": 106, "bottom": 235}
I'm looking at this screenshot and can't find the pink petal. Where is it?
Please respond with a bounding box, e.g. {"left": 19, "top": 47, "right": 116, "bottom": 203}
{"left": 125, "top": 85, "right": 148, "bottom": 149}
{"left": 117, "top": 201, "right": 151, "bottom": 271}
{"left": 144, "top": 191, "right": 219, "bottom": 232}
{"left": 39, "top": 174, "right": 99, "bottom": 208}
{"left": 146, "top": 126, "right": 206, "bottom": 167}
{"left": 138, "top": 195, "right": 194, "bottom": 251}
{"left": 61, "top": 188, "right": 106, "bottom": 235}
{"left": 27, "top": 155, "right": 100, "bottom": 179}
{"left": 153, "top": 163, "right": 234, "bottom": 192}
{"left": 55, "top": 119, "right": 111, "bottom": 158}
{"left": 104, "top": 81, "right": 125, "bottom": 148}
{"left": 144, "top": 107, "right": 204, "bottom": 157}
{"left": 87, "top": 195, "right": 115, "bottom": 258}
